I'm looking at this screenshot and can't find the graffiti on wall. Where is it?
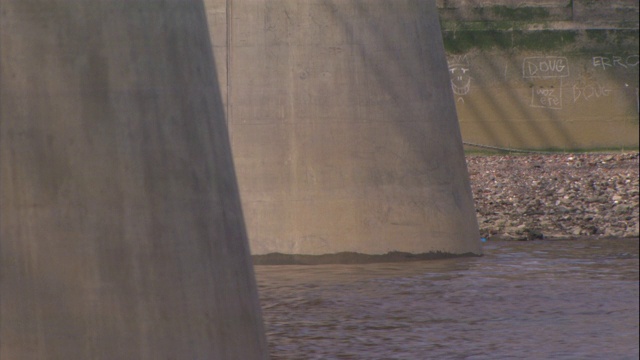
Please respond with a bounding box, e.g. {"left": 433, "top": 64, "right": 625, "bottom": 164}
{"left": 572, "top": 81, "right": 612, "bottom": 102}
{"left": 523, "top": 56, "right": 569, "bottom": 110}
{"left": 523, "top": 56, "right": 570, "bottom": 78}
{"left": 448, "top": 55, "right": 471, "bottom": 103}
{"left": 572, "top": 71, "right": 612, "bottom": 103}
{"left": 447, "top": 52, "right": 638, "bottom": 115}
{"left": 592, "top": 55, "right": 639, "bottom": 70}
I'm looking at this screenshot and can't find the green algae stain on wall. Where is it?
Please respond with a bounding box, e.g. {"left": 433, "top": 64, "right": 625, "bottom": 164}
{"left": 485, "top": 6, "right": 550, "bottom": 21}
{"left": 442, "top": 28, "right": 639, "bottom": 55}
{"left": 583, "top": 29, "right": 640, "bottom": 52}
{"left": 443, "top": 30, "right": 579, "bottom": 54}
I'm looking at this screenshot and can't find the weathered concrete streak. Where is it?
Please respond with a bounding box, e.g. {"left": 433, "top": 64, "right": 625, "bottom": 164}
{"left": 0, "top": 1, "right": 267, "bottom": 359}
{"left": 225, "top": 0, "right": 482, "bottom": 256}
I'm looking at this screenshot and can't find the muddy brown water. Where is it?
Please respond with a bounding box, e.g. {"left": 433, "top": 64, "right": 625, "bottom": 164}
{"left": 255, "top": 239, "right": 639, "bottom": 359}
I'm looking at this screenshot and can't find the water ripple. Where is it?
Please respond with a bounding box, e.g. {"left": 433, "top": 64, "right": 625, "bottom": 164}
{"left": 256, "top": 239, "right": 639, "bottom": 359}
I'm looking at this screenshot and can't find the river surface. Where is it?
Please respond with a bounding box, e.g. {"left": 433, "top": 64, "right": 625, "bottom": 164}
{"left": 255, "top": 239, "right": 639, "bottom": 359}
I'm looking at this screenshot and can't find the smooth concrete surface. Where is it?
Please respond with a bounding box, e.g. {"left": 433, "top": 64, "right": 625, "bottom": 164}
{"left": 224, "top": 0, "right": 482, "bottom": 256}
{"left": 0, "top": 1, "right": 267, "bottom": 359}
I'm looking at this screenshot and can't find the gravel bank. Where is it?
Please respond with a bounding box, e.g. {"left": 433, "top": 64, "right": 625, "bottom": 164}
{"left": 466, "top": 152, "right": 639, "bottom": 241}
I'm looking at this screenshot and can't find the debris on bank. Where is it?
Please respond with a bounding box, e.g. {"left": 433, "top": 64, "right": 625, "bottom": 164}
{"left": 466, "top": 152, "right": 639, "bottom": 241}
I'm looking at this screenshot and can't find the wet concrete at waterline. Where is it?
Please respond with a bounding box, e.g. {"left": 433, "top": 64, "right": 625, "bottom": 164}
{"left": 255, "top": 239, "right": 639, "bottom": 359}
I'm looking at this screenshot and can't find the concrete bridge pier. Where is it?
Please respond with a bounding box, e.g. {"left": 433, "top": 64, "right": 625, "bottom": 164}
{"left": 222, "top": 0, "right": 483, "bottom": 260}
{"left": 0, "top": 1, "right": 267, "bottom": 359}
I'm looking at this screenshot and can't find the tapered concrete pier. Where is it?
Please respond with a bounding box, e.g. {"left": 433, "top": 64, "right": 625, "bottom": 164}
{"left": 0, "top": 1, "right": 267, "bottom": 358}
{"left": 219, "top": 0, "right": 482, "bottom": 258}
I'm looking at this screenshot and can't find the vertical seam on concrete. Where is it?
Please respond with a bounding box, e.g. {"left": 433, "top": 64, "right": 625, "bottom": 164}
{"left": 0, "top": 3, "right": 2, "bottom": 354}
{"left": 226, "top": 0, "right": 232, "bottom": 131}
{"left": 0, "top": 3, "right": 5, "bottom": 355}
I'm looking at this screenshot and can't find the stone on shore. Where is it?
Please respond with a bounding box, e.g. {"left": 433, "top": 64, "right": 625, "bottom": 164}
{"left": 466, "top": 152, "right": 640, "bottom": 241}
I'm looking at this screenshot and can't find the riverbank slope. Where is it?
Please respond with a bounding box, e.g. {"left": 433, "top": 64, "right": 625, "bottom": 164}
{"left": 467, "top": 152, "right": 639, "bottom": 240}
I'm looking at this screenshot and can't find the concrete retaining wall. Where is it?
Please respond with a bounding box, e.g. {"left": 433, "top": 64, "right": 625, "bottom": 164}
{"left": 438, "top": 0, "right": 640, "bottom": 150}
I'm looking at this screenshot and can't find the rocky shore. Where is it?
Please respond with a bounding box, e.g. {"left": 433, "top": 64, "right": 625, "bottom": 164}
{"left": 466, "top": 152, "right": 639, "bottom": 241}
